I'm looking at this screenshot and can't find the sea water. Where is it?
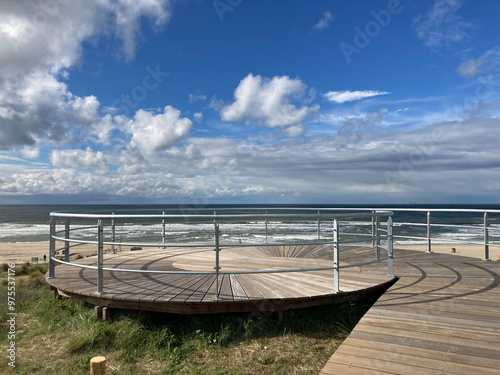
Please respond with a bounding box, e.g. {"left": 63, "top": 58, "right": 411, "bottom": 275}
{"left": 0, "top": 204, "right": 499, "bottom": 246}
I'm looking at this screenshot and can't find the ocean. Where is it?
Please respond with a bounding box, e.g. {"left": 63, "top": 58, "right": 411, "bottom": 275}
{"left": 0, "top": 204, "right": 499, "bottom": 246}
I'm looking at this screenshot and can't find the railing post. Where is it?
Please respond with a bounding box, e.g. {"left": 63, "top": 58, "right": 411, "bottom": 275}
{"left": 48, "top": 217, "right": 55, "bottom": 279}
{"left": 111, "top": 211, "right": 116, "bottom": 254}
{"left": 212, "top": 220, "right": 222, "bottom": 301}
{"left": 64, "top": 219, "right": 70, "bottom": 263}
{"left": 375, "top": 214, "right": 381, "bottom": 260}
{"left": 265, "top": 210, "right": 268, "bottom": 244}
{"left": 427, "top": 211, "right": 432, "bottom": 253}
{"left": 317, "top": 210, "right": 321, "bottom": 241}
{"left": 483, "top": 212, "right": 490, "bottom": 261}
{"left": 332, "top": 218, "right": 340, "bottom": 293}
{"left": 96, "top": 219, "right": 105, "bottom": 295}
{"left": 387, "top": 216, "right": 394, "bottom": 277}
{"left": 162, "top": 210, "right": 166, "bottom": 248}
{"left": 371, "top": 210, "right": 376, "bottom": 248}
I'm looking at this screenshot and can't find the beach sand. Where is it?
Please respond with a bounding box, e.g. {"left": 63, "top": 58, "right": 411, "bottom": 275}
{"left": 395, "top": 243, "right": 500, "bottom": 260}
{"left": 1, "top": 241, "right": 498, "bottom": 265}
{"left": 0, "top": 242, "right": 114, "bottom": 265}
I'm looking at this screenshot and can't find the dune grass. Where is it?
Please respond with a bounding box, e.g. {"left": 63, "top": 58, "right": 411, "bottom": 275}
{"left": 1, "top": 263, "right": 376, "bottom": 374}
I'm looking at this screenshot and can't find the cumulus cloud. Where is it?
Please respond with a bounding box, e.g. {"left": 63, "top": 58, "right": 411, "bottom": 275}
{"left": 50, "top": 148, "right": 109, "bottom": 175}
{"left": 221, "top": 74, "right": 319, "bottom": 133}
{"left": 413, "top": 0, "right": 473, "bottom": 48}
{"left": 0, "top": 0, "right": 172, "bottom": 151}
{"left": 126, "top": 106, "right": 192, "bottom": 154}
{"left": 312, "top": 11, "right": 334, "bottom": 31}
{"left": 324, "top": 90, "right": 391, "bottom": 104}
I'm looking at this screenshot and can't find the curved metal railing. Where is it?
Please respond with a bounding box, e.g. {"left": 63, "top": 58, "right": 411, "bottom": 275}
{"left": 48, "top": 209, "right": 395, "bottom": 299}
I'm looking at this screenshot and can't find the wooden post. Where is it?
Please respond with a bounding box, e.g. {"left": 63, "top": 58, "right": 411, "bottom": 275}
{"left": 94, "top": 306, "right": 102, "bottom": 318}
{"left": 90, "top": 356, "right": 106, "bottom": 375}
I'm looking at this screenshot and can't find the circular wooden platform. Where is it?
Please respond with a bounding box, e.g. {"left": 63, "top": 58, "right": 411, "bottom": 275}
{"left": 46, "top": 245, "right": 396, "bottom": 314}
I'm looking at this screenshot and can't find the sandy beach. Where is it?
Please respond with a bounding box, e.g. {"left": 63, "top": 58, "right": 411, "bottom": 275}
{"left": 0, "top": 241, "right": 498, "bottom": 265}
{"left": 395, "top": 243, "right": 500, "bottom": 260}
{"left": 0, "top": 242, "right": 110, "bottom": 265}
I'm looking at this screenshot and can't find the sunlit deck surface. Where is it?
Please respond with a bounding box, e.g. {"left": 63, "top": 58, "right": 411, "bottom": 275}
{"left": 46, "top": 245, "right": 395, "bottom": 314}
{"left": 320, "top": 248, "right": 500, "bottom": 375}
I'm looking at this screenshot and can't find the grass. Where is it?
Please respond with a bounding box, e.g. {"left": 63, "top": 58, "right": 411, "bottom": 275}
{"left": 0, "top": 263, "right": 377, "bottom": 374}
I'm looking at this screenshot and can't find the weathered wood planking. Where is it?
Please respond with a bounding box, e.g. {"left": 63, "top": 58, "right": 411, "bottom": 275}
{"left": 46, "top": 245, "right": 395, "bottom": 314}
{"left": 320, "top": 248, "right": 500, "bottom": 375}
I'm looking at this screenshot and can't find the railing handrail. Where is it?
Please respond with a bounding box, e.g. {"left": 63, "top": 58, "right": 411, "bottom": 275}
{"left": 49, "top": 210, "right": 394, "bottom": 221}
{"left": 49, "top": 206, "right": 500, "bottom": 214}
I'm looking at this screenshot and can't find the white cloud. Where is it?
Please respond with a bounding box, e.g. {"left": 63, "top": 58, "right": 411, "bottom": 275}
{"left": 18, "top": 148, "right": 39, "bottom": 159}
{"left": 0, "top": 71, "right": 93, "bottom": 149}
{"left": 324, "top": 90, "right": 391, "bottom": 104}
{"left": 458, "top": 46, "right": 500, "bottom": 78}
{"left": 189, "top": 92, "right": 207, "bottom": 104}
{"left": 457, "top": 58, "right": 483, "bottom": 78}
{"left": 221, "top": 74, "right": 319, "bottom": 133}
{"left": 2, "top": 114, "right": 500, "bottom": 202}
{"left": 414, "top": 0, "right": 473, "bottom": 48}
{"left": 208, "top": 95, "right": 224, "bottom": 111}
{"left": 312, "top": 11, "right": 334, "bottom": 31}
{"left": 50, "top": 148, "right": 109, "bottom": 174}
{"left": 109, "top": 0, "right": 171, "bottom": 61}
{"left": 117, "top": 148, "right": 147, "bottom": 175}
{"left": 193, "top": 112, "right": 203, "bottom": 123}
{"left": 0, "top": 0, "right": 172, "bottom": 151}
{"left": 126, "top": 106, "right": 192, "bottom": 154}
{"left": 72, "top": 95, "right": 100, "bottom": 126}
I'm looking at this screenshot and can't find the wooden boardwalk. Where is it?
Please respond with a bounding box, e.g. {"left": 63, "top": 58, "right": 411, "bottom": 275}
{"left": 320, "top": 248, "right": 500, "bottom": 375}
{"left": 46, "top": 244, "right": 395, "bottom": 314}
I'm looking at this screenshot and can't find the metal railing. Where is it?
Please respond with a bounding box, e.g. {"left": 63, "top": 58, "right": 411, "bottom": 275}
{"left": 48, "top": 209, "right": 395, "bottom": 299}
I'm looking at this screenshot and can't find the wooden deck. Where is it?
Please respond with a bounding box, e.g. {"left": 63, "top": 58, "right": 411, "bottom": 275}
{"left": 320, "top": 248, "right": 500, "bottom": 375}
{"left": 46, "top": 244, "right": 396, "bottom": 314}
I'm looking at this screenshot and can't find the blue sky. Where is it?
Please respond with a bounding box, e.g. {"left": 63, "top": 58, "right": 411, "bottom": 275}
{"left": 0, "top": 0, "right": 499, "bottom": 205}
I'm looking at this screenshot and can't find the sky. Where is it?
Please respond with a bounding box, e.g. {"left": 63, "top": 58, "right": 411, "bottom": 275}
{"left": 0, "top": 0, "right": 499, "bottom": 205}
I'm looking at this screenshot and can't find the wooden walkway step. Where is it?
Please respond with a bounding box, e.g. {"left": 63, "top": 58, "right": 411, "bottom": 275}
{"left": 320, "top": 248, "right": 500, "bottom": 375}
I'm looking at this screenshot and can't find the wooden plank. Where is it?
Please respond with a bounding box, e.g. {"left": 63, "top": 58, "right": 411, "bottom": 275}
{"left": 335, "top": 343, "right": 500, "bottom": 375}
{"left": 329, "top": 352, "right": 445, "bottom": 375}
{"left": 321, "top": 248, "right": 500, "bottom": 374}
{"left": 338, "top": 338, "right": 500, "bottom": 369}
{"left": 230, "top": 274, "right": 248, "bottom": 301}
{"left": 183, "top": 275, "right": 216, "bottom": 303}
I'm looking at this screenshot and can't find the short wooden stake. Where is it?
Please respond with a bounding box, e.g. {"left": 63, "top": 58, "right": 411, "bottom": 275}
{"left": 94, "top": 306, "right": 102, "bottom": 319}
{"left": 90, "top": 356, "right": 106, "bottom": 375}
{"left": 102, "top": 307, "right": 111, "bottom": 321}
